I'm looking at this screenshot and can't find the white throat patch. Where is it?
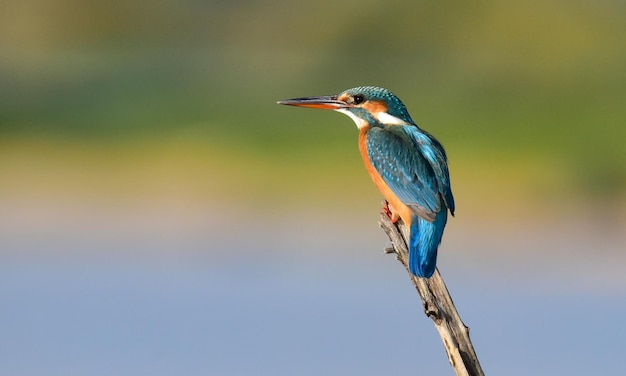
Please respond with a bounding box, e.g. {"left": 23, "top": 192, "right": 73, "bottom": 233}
{"left": 374, "top": 112, "right": 409, "bottom": 126}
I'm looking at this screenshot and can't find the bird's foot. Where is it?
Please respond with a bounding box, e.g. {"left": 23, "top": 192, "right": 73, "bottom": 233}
{"left": 382, "top": 201, "right": 400, "bottom": 223}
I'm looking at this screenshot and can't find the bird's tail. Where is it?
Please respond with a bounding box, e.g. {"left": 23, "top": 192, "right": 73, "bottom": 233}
{"left": 408, "top": 210, "right": 448, "bottom": 278}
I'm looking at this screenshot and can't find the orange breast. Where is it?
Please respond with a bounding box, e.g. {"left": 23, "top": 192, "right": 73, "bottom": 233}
{"left": 358, "top": 127, "right": 413, "bottom": 226}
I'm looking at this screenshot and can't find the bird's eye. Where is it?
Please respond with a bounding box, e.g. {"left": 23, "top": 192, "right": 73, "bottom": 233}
{"left": 352, "top": 94, "right": 365, "bottom": 104}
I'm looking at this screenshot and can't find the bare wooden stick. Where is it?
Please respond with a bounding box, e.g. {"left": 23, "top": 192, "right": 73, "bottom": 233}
{"left": 379, "top": 210, "right": 485, "bottom": 376}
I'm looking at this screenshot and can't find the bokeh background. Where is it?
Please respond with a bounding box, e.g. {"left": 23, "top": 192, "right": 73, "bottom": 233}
{"left": 1, "top": 1, "right": 625, "bottom": 375}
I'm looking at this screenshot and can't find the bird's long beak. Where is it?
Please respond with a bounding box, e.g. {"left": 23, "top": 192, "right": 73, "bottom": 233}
{"left": 277, "top": 95, "right": 347, "bottom": 110}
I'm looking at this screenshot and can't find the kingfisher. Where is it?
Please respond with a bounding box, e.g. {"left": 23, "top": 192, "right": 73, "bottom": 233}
{"left": 278, "top": 86, "right": 455, "bottom": 278}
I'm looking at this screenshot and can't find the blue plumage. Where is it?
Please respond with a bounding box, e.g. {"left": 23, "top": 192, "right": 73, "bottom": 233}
{"left": 367, "top": 125, "right": 453, "bottom": 278}
{"left": 409, "top": 210, "right": 448, "bottom": 278}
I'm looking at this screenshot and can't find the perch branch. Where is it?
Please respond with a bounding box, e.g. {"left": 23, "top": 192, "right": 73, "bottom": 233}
{"left": 379, "top": 210, "right": 485, "bottom": 376}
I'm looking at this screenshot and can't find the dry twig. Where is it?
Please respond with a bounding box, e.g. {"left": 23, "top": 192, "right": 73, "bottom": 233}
{"left": 379, "top": 211, "right": 485, "bottom": 376}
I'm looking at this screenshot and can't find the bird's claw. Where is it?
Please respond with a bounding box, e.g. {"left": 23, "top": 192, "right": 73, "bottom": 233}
{"left": 382, "top": 201, "right": 400, "bottom": 223}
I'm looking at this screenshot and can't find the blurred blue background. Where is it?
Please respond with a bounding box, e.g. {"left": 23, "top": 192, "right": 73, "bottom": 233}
{"left": 1, "top": 0, "right": 625, "bottom": 375}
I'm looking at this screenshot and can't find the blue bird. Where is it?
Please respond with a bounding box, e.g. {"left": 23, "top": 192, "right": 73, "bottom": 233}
{"left": 278, "top": 86, "right": 455, "bottom": 278}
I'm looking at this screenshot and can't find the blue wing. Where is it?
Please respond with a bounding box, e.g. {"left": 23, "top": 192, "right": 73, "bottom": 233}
{"left": 367, "top": 125, "right": 455, "bottom": 277}
{"left": 366, "top": 125, "right": 455, "bottom": 220}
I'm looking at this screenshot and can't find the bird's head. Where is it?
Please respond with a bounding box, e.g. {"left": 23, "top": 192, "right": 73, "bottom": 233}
{"left": 278, "top": 86, "right": 415, "bottom": 129}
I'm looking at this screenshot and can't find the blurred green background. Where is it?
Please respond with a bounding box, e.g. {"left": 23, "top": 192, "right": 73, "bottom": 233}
{"left": 1, "top": 1, "right": 625, "bottom": 375}
{"left": 2, "top": 0, "right": 625, "bottom": 215}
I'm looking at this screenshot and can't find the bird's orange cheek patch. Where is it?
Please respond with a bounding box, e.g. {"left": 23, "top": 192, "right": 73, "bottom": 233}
{"left": 362, "top": 100, "right": 388, "bottom": 114}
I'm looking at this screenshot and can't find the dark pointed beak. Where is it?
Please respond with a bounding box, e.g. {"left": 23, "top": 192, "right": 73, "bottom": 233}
{"left": 277, "top": 95, "right": 347, "bottom": 110}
